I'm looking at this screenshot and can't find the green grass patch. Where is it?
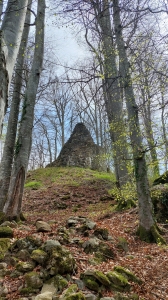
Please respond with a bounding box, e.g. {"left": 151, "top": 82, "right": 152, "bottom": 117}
{"left": 24, "top": 181, "right": 42, "bottom": 190}
{"left": 25, "top": 167, "right": 116, "bottom": 188}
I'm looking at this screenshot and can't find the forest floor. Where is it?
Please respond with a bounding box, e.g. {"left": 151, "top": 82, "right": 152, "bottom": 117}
{"left": 4, "top": 167, "right": 168, "bottom": 300}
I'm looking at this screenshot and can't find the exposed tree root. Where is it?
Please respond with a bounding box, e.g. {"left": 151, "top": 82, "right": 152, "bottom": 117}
{"left": 137, "top": 224, "right": 166, "bottom": 245}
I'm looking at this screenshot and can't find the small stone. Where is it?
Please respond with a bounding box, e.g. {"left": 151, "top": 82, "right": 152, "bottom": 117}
{"left": 35, "top": 292, "right": 53, "bottom": 300}
{"left": 0, "top": 263, "right": 7, "bottom": 269}
{"left": 36, "top": 221, "right": 51, "bottom": 232}
{"left": 42, "top": 240, "right": 61, "bottom": 252}
{"left": 100, "top": 297, "right": 115, "bottom": 300}
{"left": 74, "top": 279, "right": 85, "bottom": 290}
{"left": 85, "top": 293, "right": 97, "bottom": 300}
{"left": 17, "top": 249, "right": 30, "bottom": 261}
{"left": 85, "top": 220, "right": 96, "bottom": 230}
{"left": 67, "top": 218, "right": 78, "bottom": 227}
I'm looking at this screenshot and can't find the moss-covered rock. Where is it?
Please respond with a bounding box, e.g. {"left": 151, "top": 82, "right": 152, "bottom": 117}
{"left": 113, "top": 266, "right": 142, "bottom": 284}
{"left": 45, "top": 244, "right": 77, "bottom": 275}
{"left": 60, "top": 284, "right": 78, "bottom": 299}
{"left": 65, "top": 292, "right": 86, "bottom": 300}
{"left": 82, "top": 238, "right": 114, "bottom": 261}
{"left": 94, "top": 270, "right": 111, "bottom": 287}
{"left": 93, "top": 228, "right": 109, "bottom": 240}
{"left": 20, "top": 287, "right": 39, "bottom": 295}
{"left": 151, "top": 184, "right": 168, "bottom": 222}
{"left": 0, "top": 238, "right": 10, "bottom": 260}
{"left": 82, "top": 275, "right": 100, "bottom": 292}
{"left": 35, "top": 291, "right": 53, "bottom": 300}
{"left": 10, "top": 236, "right": 42, "bottom": 253}
{"left": 24, "top": 271, "right": 43, "bottom": 289}
{"left": 30, "top": 249, "right": 48, "bottom": 264}
{"left": 44, "top": 274, "right": 68, "bottom": 293}
{"left": 106, "top": 271, "right": 130, "bottom": 291}
{"left": 0, "top": 226, "right": 13, "bottom": 238}
{"left": 95, "top": 242, "right": 115, "bottom": 262}
{"left": 16, "top": 261, "right": 36, "bottom": 273}
{"left": 114, "top": 292, "right": 139, "bottom": 300}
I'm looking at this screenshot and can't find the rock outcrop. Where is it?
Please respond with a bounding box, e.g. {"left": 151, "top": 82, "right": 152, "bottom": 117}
{"left": 46, "top": 123, "right": 106, "bottom": 171}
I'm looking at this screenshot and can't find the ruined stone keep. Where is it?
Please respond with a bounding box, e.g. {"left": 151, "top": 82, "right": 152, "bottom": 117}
{"left": 47, "top": 123, "right": 106, "bottom": 171}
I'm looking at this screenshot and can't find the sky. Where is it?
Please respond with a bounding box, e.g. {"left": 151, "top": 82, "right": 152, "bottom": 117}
{"left": 45, "top": 4, "right": 88, "bottom": 74}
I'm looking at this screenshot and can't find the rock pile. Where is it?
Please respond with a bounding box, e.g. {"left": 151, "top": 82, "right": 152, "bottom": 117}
{"left": 0, "top": 217, "right": 142, "bottom": 300}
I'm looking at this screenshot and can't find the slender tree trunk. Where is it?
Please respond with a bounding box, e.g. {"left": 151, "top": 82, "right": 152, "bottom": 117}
{"left": 0, "top": 0, "right": 3, "bottom": 20}
{"left": 0, "top": 0, "right": 28, "bottom": 130}
{"left": 113, "top": 0, "right": 165, "bottom": 243}
{"left": 3, "top": 0, "right": 45, "bottom": 220}
{"left": 93, "top": 0, "right": 128, "bottom": 186}
{"left": 0, "top": 1, "right": 32, "bottom": 212}
{"left": 160, "top": 90, "right": 168, "bottom": 171}
{"left": 141, "top": 86, "right": 159, "bottom": 177}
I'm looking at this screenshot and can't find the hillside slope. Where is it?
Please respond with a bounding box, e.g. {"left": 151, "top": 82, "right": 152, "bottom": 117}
{"left": 1, "top": 167, "right": 168, "bottom": 300}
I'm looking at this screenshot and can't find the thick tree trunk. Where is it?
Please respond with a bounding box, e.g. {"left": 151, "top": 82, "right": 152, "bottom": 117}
{"left": 3, "top": 0, "right": 45, "bottom": 219}
{"left": 0, "top": 0, "right": 28, "bottom": 130}
{"left": 113, "top": 0, "right": 165, "bottom": 243}
{"left": 93, "top": 0, "right": 128, "bottom": 186}
{"left": 0, "top": 0, "right": 32, "bottom": 212}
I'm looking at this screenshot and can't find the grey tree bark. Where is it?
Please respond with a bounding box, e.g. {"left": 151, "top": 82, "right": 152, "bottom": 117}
{"left": 92, "top": 0, "right": 129, "bottom": 186}
{"left": 0, "top": 0, "right": 32, "bottom": 212}
{"left": 3, "top": 0, "right": 45, "bottom": 220}
{"left": 0, "top": 0, "right": 3, "bottom": 20}
{"left": 0, "top": 0, "right": 28, "bottom": 131}
{"left": 140, "top": 83, "right": 159, "bottom": 177}
{"left": 113, "top": 0, "right": 164, "bottom": 243}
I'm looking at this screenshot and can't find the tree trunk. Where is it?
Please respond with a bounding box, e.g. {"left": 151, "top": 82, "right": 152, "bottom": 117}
{"left": 0, "top": 0, "right": 28, "bottom": 130}
{"left": 113, "top": 0, "right": 165, "bottom": 244}
{"left": 0, "top": 0, "right": 32, "bottom": 212}
{"left": 160, "top": 89, "right": 168, "bottom": 171}
{"left": 0, "top": 0, "right": 3, "bottom": 21}
{"left": 3, "top": 0, "right": 45, "bottom": 220}
{"left": 93, "top": 0, "right": 128, "bottom": 186}
{"left": 141, "top": 85, "right": 159, "bottom": 177}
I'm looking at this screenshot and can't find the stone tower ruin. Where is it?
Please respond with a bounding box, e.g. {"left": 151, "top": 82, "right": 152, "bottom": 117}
{"left": 46, "top": 123, "right": 106, "bottom": 171}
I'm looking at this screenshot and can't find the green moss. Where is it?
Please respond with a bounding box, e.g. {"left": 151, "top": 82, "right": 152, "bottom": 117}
{"left": 107, "top": 271, "right": 130, "bottom": 290}
{"left": 0, "top": 226, "right": 13, "bottom": 238}
{"left": 20, "top": 287, "right": 38, "bottom": 295}
{"left": 116, "top": 198, "right": 137, "bottom": 211}
{"left": 66, "top": 292, "right": 86, "bottom": 300}
{"left": 61, "top": 284, "right": 78, "bottom": 297}
{"left": 94, "top": 270, "right": 111, "bottom": 287}
{"left": 0, "top": 212, "right": 6, "bottom": 224}
{"left": 114, "top": 266, "right": 142, "bottom": 284}
{"left": 24, "top": 271, "right": 43, "bottom": 289}
{"left": 0, "top": 238, "right": 10, "bottom": 252}
{"left": 82, "top": 276, "right": 100, "bottom": 292}
{"left": 114, "top": 292, "right": 139, "bottom": 300}
{"left": 30, "top": 249, "right": 48, "bottom": 264}
{"left": 84, "top": 278, "right": 100, "bottom": 292}
{"left": 137, "top": 224, "right": 166, "bottom": 245}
